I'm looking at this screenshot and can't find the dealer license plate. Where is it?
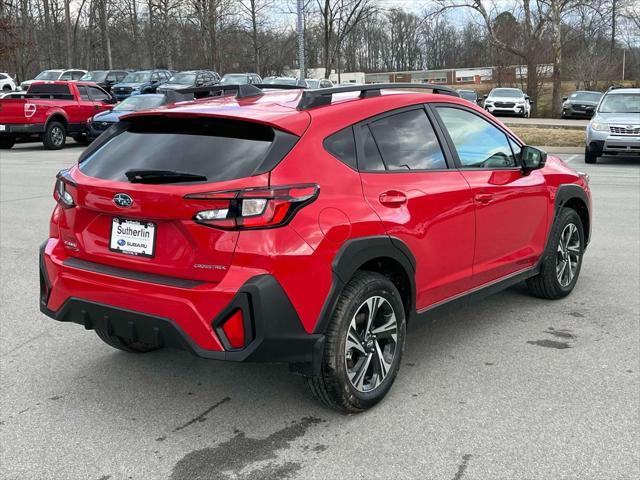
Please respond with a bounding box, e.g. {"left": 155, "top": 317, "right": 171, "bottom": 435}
{"left": 110, "top": 218, "right": 156, "bottom": 257}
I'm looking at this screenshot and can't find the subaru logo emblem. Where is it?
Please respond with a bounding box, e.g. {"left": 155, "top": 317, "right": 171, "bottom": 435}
{"left": 117, "top": 239, "right": 126, "bottom": 246}
{"left": 113, "top": 193, "right": 133, "bottom": 208}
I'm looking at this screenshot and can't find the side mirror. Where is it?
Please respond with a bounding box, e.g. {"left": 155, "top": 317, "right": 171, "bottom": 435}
{"left": 562, "top": 96, "right": 567, "bottom": 101}
{"left": 104, "top": 96, "right": 117, "bottom": 104}
{"left": 521, "top": 146, "right": 546, "bottom": 172}
{"left": 483, "top": 94, "right": 488, "bottom": 99}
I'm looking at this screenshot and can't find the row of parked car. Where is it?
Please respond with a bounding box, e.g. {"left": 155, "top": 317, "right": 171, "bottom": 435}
{"left": 0, "top": 68, "right": 338, "bottom": 150}
{"left": 456, "top": 87, "right": 605, "bottom": 119}
{"left": 1, "top": 68, "right": 335, "bottom": 97}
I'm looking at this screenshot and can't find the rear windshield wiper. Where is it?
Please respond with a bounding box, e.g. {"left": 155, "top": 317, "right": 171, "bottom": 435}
{"left": 125, "top": 169, "right": 208, "bottom": 184}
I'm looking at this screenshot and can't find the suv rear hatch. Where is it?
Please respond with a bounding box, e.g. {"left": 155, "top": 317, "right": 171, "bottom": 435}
{"left": 57, "top": 114, "right": 300, "bottom": 283}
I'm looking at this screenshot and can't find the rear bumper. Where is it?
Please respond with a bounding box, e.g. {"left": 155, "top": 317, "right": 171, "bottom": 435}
{"left": 39, "top": 239, "right": 324, "bottom": 370}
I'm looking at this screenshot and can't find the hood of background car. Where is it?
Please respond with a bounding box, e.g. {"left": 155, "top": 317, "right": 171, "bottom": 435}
{"left": 567, "top": 99, "right": 598, "bottom": 106}
{"left": 92, "top": 110, "right": 126, "bottom": 123}
{"left": 113, "top": 82, "right": 147, "bottom": 89}
{"left": 592, "top": 113, "right": 640, "bottom": 124}
{"left": 157, "top": 83, "right": 191, "bottom": 91}
{"left": 487, "top": 96, "right": 526, "bottom": 102}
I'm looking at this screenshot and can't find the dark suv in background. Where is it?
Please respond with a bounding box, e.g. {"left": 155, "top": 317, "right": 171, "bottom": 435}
{"left": 80, "top": 70, "right": 130, "bottom": 94}
{"left": 157, "top": 70, "right": 220, "bottom": 94}
{"left": 111, "top": 69, "right": 172, "bottom": 100}
{"left": 562, "top": 91, "right": 602, "bottom": 118}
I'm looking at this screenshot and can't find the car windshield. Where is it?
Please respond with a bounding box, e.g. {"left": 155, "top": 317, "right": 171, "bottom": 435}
{"left": 122, "top": 72, "right": 151, "bottom": 83}
{"left": 220, "top": 75, "right": 249, "bottom": 85}
{"left": 114, "top": 95, "right": 165, "bottom": 112}
{"left": 263, "top": 77, "right": 298, "bottom": 85}
{"left": 305, "top": 79, "right": 319, "bottom": 88}
{"left": 168, "top": 73, "right": 196, "bottom": 84}
{"left": 81, "top": 71, "right": 108, "bottom": 82}
{"left": 35, "top": 71, "right": 62, "bottom": 80}
{"left": 570, "top": 92, "right": 601, "bottom": 102}
{"left": 490, "top": 89, "right": 523, "bottom": 98}
{"left": 599, "top": 93, "right": 640, "bottom": 113}
{"left": 458, "top": 91, "right": 476, "bottom": 101}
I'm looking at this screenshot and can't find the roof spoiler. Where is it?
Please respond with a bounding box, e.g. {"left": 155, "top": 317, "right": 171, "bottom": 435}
{"left": 296, "top": 83, "right": 459, "bottom": 110}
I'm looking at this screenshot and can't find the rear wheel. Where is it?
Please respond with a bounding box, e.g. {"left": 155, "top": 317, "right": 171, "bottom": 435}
{"left": 307, "top": 271, "right": 406, "bottom": 413}
{"left": 0, "top": 137, "right": 15, "bottom": 149}
{"left": 584, "top": 146, "right": 597, "bottom": 164}
{"left": 94, "top": 327, "right": 160, "bottom": 353}
{"left": 527, "top": 208, "right": 585, "bottom": 299}
{"left": 43, "top": 121, "right": 66, "bottom": 150}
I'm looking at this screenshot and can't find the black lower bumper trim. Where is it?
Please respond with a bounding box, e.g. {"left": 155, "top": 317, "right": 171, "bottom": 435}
{"left": 39, "top": 247, "right": 323, "bottom": 369}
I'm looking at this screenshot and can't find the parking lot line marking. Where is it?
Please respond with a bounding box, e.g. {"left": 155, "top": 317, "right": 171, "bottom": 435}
{"left": 565, "top": 154, "right": 580, "bottom": 163}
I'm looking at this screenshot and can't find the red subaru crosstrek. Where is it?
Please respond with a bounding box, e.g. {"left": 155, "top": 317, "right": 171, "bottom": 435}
{"left": 40, "top": 84, "right": 592, "bottom": 412}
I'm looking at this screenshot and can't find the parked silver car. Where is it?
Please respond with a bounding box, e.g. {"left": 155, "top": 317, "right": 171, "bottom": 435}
{"left": 585, "top": 87, "right": 640, "bottom": 164}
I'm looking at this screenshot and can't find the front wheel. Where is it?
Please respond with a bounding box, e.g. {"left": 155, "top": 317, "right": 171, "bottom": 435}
{"left": 0, "top": 137, "right": 15, "bottom": 149}
{"left": 527, "top": 208, "right": 585, "bottom": 299}
{"left": 43, "top": 121, "right": 66, "bottom": 150}
{"left": 307, "top": 271, "right": 406, "bottom": 413}
{"left": 584, "top": 146, "right": 597, "bottom": 164}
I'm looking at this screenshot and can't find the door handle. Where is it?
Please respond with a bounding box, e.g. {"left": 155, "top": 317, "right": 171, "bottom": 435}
{"left": 94, "top": 105, "right": 100, "bottom": 110}
{"left": 379, "top": 190, "right": 407, "bottom": 207}
{"left": 475, "top": 193, "right": 493, "bottom": 204}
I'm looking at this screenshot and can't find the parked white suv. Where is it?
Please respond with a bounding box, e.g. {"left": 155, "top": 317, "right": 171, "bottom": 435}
{"left": 484, "top": 88, "right": 531, "bottom": 117}
{"left": 585, "top": 87, "right": 640, "bottom": 164}
{"left": 0, "top": 73, "right": 17, "bottom": 92}
{"left": 19, "top": 69, "right": 87, "bottom": 90}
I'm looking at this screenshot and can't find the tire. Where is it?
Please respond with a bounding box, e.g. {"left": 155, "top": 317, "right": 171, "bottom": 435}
{"left": 2, "top": 85, "right": 11, "bottom": 92}
{"left": 94, "top": 327, "right": 160, "bottom": 353}
{"left": 527, "top": 208, "right": 585, "bottom": 300}
{"left": 43, "top": 121, "right": 66, "bottom": 150}
{"left": 72, "top": 134, "right": 91, "bottom": 146}
{"left": 307, "top": 271, "right": 406, "bottom": 413}
{"left": 0, "top": 137, "right": 15, "bottom": 149}
{"left": 584, "top": 146, "right": 597, "bottom": 164}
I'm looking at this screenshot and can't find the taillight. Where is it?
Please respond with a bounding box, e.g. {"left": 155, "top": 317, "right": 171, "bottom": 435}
{"left": 53, "top": 170, "right": 76, "bottom": 208}
{"left": 187, "top": 184, "right": 319, "bottom": 230}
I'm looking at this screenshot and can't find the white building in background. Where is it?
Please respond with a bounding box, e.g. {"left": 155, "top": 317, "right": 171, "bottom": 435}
{"left": 285, "top": 68, "right": 365, "bottom": 84}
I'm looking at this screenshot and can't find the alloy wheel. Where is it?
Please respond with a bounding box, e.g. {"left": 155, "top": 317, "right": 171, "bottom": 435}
{"left": 51, "top": 127, "right": 64, "bottom": 146}
{"left": 556, "top": 223, "right": 581, "bottom": 287}
{"left": 344, "top": 296, "right": 398, "bottom": 393}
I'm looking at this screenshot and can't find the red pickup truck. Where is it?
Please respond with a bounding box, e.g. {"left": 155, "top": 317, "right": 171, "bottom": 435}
{"left": 0, "top": 81, "right": 114, "bottom": 150}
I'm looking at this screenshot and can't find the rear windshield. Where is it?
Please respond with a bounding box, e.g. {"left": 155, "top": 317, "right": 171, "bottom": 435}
{"left": 79, "top": 116, "right": 297, "bottom": 183}
{"left": 28, "top": 84, "right": 71, "bottom": 95}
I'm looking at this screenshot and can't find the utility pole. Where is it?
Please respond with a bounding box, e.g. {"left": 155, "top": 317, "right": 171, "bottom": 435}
{"left": 296, "top": 0, "right": 306, "bottom": 82}
{"left": 622, "top": 48, "right": 626, "bottom": 81}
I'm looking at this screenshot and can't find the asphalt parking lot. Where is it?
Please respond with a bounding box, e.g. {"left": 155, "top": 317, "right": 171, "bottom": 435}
{"left": 1, "top": 143, "right": 638, "bottom": 480}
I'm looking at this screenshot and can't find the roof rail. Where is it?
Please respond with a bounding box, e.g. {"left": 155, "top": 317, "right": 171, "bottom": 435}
{"left": 253, "top": 83, "right": 305, "bottom": 90}
{"left": 176, "top": 83, "right": 264, "bottom": 100}
{"left": 296, "top": 83, "right": 459, "bottom": 110}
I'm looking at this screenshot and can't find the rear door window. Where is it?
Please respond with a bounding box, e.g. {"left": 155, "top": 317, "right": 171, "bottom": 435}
{"left": 79, "top": 116, "right": 297, "bottom": 183}
{"left": 366, "top": 108, "right": 447, "bottom": 171}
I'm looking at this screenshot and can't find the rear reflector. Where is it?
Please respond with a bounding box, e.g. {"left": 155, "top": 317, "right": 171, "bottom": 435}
{"left": 221, "top": 310, "right": 245, "bottom": 349}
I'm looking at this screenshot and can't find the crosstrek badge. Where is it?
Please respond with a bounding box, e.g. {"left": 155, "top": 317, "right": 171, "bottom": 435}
{"left": 110, "top": 218, "right": 156, "bottom": 257}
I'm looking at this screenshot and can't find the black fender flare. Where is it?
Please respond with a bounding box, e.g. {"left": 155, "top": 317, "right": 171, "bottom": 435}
{"left": 554, "top": 183, "right": 591, "bottom": 245}
{"left": 313, "top": 235, "right": 416, "bottom": 334}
